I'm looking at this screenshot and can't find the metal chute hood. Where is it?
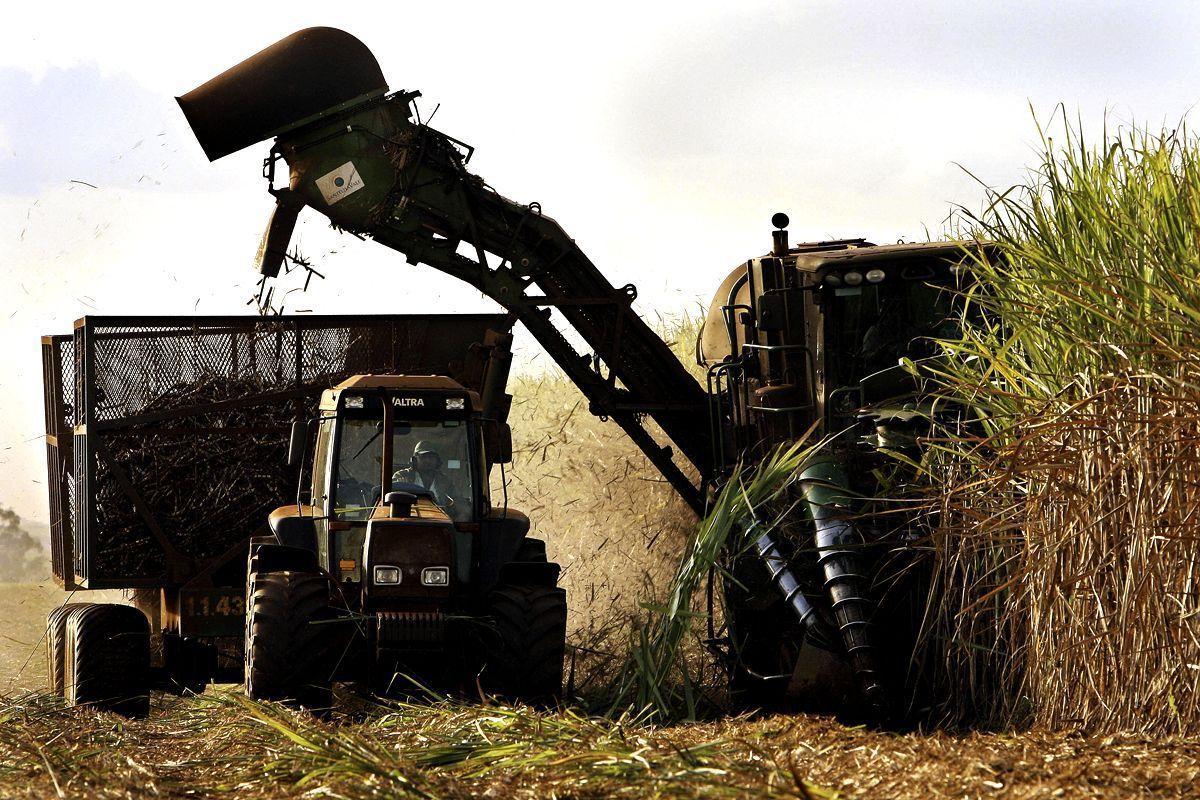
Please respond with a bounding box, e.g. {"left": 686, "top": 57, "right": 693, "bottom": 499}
{"left": 176, "top": 27, "right": 387, "bottom": 161}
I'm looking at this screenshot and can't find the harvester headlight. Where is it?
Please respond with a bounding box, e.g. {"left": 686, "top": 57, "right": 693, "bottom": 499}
{"left": 865, "top": 269, "right": 886, "bottom": 283}
{"left": 823, "top": 273, "right": 842, "bottom": 287}
{"left": 421, "top": 567, "right": 450, "bottom": 586}
{"left": 373, "top": 565, "right": 401, "bottom": 585}
{"left": 843, "top": 271, "right": 863, "bottom": 286}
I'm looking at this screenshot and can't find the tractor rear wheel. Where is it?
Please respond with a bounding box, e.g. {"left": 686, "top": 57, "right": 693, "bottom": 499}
{"left": 484, "top": 584, "right": 567, "bottom": 703}
{"left": 63, "top": 603, "right": 151, "bottom": 717}
{"left": 45, "top": 603, "right": 89, "bottom": 697}
{"left": 245, "top": 571, "right": 333, "bottom": 709}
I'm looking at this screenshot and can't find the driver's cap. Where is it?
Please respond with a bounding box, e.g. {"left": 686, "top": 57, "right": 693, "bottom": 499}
{"left": 413, "top": 440, "right": 437, "bottom": 456}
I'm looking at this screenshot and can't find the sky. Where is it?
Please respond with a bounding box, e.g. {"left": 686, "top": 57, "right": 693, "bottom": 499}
{"left": 3, "top": 0, "right": 1200, "bottom": 522}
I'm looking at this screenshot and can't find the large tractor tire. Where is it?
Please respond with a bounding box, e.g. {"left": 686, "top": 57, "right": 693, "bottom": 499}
{"left": 484, "top": 584, "right": 567, "bottom": 703}
{"left": 245, "top": 571, "right": 333, "bottom": 709}
{"left": 63, "top": 604, "right": 151, "bottom": 717}
{"left": 45, "top": 603, "right": 89, "bottom": 697}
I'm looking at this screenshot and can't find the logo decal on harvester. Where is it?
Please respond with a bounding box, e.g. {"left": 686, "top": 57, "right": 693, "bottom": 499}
{"left": 394, "top": 397, "right": 425, "bottom": 408}
{"left": 315, "top": 161, "right": 365, "bottom": 205}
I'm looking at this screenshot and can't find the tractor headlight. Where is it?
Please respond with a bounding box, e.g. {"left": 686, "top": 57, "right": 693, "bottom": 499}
{"left": 843, "top": 271, "right": 863, "bottom": 286}
{"left": 421, "top": 567, "right": 450, "bottom": 586}
{"left": 373, "top": 565, "right": 401, "bottom": 585}
{"left": 823, "top": 273, "right": 842, "bottom": 287}
{"left": 865, "top": 268, "right": 886, "bottom": 283}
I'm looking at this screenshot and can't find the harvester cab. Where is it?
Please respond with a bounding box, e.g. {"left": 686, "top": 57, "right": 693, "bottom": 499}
{"left": 248, "top": 368, "right": 568, "bottom": 707}
{"left": 698, "top": 218, "right": 980, "bottom": 461}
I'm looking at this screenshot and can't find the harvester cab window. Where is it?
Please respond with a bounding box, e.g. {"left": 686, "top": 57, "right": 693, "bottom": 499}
{"left": 390, "top": 421, "right": 474, "bottom": 522}
{"left": 824, "top": 267, "right": 958, "bottom": 392}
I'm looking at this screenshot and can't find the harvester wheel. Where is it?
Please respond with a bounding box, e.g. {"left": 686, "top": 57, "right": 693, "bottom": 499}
{"left": 63, "top": 603, "right": 151, "bottom": 717}
{"left": 45, "top": 603, "right": 89, "bottom": 697}
{"left": 484, "top": 584, "right": 567, "bottom": 703}
{"left": 725, "top": 596, "right": 801, "bottom": 711}
{"left": 245, "top": 571, "right": 333, "bottom": 709}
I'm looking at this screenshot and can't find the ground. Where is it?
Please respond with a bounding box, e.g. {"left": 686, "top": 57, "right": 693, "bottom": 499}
{"left": 2, "top": 583, "right": 1197, "bottom": 799}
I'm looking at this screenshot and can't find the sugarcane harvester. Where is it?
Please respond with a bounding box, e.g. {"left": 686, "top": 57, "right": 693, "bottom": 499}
{"left": 178, "top": 28, "right": 980, "bottom": 714}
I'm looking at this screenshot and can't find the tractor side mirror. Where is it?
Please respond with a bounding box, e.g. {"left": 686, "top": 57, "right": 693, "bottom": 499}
{"left": 484, "top": 420, "right": 513, "bottom": 464}
{"left": 287, "top": 420, "right": 307, "bottom": 467}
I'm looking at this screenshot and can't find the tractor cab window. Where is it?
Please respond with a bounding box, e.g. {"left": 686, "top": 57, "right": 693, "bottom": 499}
{"left": 311, "top": 417, "right": 335, "bottom": 512}
{"left": 390, "top": 420, "right": 474, "bottom": 522}
{"left": 333, "top": 416, "right": 386, "bottom": 520}
{"left": 330, "top": 394, "right": 478, "bottom": 522}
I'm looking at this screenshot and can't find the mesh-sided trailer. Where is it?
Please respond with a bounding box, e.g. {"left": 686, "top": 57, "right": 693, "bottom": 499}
{"left": 42, "top": 313, "right": 509, "bottom": 599}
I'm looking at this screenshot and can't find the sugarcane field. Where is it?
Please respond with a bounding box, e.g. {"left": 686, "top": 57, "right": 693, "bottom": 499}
{"left": 4, "top": 4, "right": 1200, "bottom": 798}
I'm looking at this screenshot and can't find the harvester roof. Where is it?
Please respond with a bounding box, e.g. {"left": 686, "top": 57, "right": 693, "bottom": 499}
{"left": 792, "top": 240, "right": 989, "bottom": 273}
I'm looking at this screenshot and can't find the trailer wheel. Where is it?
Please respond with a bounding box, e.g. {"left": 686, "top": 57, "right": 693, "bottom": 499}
{"left": 45, "top": 603, "right": 89, "bottom": 697}
{"left": 484, "top": 584, "right": 567, "bottom": 703}
{"left": 245, "top": 571, "right": 333, "bottom": 709}
{"left": 63, "top": 604, "right": 151, "bottom": 717}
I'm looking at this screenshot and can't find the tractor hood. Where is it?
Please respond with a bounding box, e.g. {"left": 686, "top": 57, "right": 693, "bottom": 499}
{"left": 177, "top": 27, "right": 387, "bottom": 161}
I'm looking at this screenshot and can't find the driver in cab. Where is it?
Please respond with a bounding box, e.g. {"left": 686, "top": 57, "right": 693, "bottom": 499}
{"left": 391, "top": 441, "right": 462, "bottom": 515}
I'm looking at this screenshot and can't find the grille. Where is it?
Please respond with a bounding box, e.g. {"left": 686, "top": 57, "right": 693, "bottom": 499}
{"left": 377, "top": 610, "right": 445, "bottom": 647}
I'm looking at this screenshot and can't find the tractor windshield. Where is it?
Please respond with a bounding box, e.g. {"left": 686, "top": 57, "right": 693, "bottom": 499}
{"left": 330, "top": 397, "right": 476, "bottom": 522}
{"left": 333, "top": 416, "right": 386, "bottom": 520}
{"left": 389, "top": 420, "right": 473, "bottom": 521}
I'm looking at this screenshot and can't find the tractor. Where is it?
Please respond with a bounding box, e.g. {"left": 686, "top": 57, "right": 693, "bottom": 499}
{"left": 247, "top": 372, "right": 566, "bottom": 706}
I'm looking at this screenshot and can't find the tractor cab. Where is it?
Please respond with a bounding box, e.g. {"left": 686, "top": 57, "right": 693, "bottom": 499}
{"left": 252, "top": 370, "right": 566, "bottom": 705}
{"left": 282, "top": 374, "right": 518, "bottom": 593}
